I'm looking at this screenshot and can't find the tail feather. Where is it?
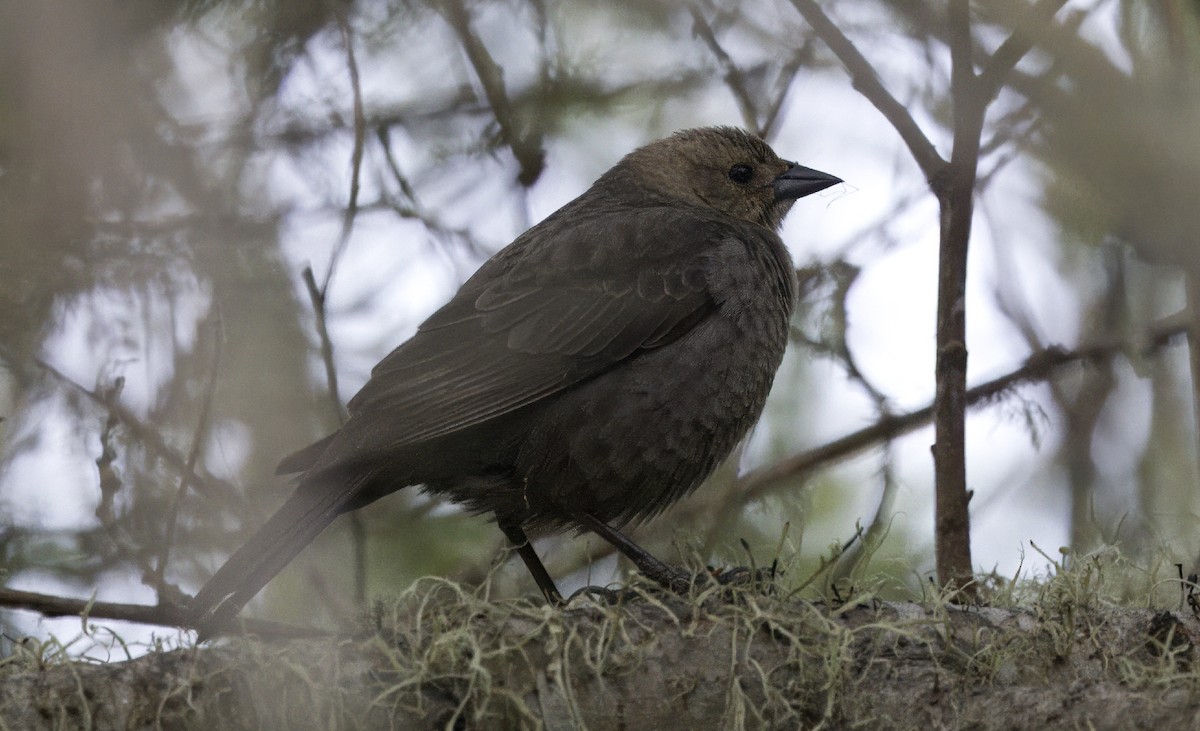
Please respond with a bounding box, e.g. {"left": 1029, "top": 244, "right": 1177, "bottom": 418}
{"left": 275, "top": 432, "right": 338, "bottom": 475}
{"left": 189, "top": 481, "right": 356, "bottom": 636}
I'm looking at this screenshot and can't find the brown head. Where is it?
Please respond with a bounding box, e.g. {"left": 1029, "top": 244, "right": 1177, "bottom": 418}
{"left": 597, "top": 126, "right": 841, "bottom": 230}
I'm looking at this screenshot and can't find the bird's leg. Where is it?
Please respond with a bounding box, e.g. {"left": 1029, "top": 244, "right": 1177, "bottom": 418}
{"left": 500, "top": 523, "right": 565, "bottom": 606}
{"left": 574, "top": 512, "right": 695, "bottom": 594}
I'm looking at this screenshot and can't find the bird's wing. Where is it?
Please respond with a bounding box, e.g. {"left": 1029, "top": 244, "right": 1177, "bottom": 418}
{"left": 333, "top": 208, "right": 726, "bottom": 452}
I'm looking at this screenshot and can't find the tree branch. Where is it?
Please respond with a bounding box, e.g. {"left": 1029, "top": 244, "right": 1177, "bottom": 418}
{"left": 0, "top": 348, "right": 252, "bottom": 517}
{"left": 737, "top": 317, "right": 1189, "bottom": 503}
{"left": 301, "top": 266, "right": 346, "bottom": 424}
{"left": 320, "top": 1, "right": 368, "bottom": 297}
{"left": 787, "top": 0, "right": 946, "bottom": 181}
{"left": 928, "top": 0, "right": 984, "bottom": 595}
{"left": 439, "top": 0, "right": 545, "bottom": 186}
{"left": 154, "top": 313, "right": 224, "bottom": 601}
{"left": 690, "top": 8, "right": 762, "bottom": 134}
{"left": 0, "top": 587, "right": 321, "bottom": 639}
{"left": 977, "top": 0, "right": 1072, "bottom": 103}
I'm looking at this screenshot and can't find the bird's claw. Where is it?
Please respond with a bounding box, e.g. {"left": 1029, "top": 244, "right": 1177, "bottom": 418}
{"left": 567, "top": 585, "right": 625, "bottom": 605}
{"left": 708, "top": 564, "right": 780, "bottom": 593}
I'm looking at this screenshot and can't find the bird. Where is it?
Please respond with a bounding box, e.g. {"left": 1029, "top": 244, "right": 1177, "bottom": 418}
{"left": 188, "top": 126, "right": 841, "bottom": 633}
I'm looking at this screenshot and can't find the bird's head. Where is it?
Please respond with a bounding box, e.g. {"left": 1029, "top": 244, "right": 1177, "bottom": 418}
{"left": 603, "top": 126, "right": 841, "bottom": 230}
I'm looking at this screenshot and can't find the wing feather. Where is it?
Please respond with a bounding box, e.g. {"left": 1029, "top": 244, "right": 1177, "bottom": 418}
{"left": 303, "top": 208, "right": 749, "bottom": 474}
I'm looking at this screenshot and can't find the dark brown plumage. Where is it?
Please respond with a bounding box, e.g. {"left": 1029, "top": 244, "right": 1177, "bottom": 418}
{"left": 189, "top": 127, "right": 840, "bottom": 633}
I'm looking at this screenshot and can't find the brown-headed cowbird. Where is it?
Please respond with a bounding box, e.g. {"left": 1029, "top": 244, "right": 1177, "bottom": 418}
{"left": 189, "top": 127, "right": 840, "bottom": 632}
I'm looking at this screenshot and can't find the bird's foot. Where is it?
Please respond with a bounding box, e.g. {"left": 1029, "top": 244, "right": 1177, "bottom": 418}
{"left": 562, "top": 565, "right": 780, "bottom": 607}
{"left": 642, "top": 563, "right": 780, "bottom": 600}
{"left": 566, "top": 585, "right": 625, "bottom": 605}
{"left": 707, "top": 561, "right": 781, "bottom": 594}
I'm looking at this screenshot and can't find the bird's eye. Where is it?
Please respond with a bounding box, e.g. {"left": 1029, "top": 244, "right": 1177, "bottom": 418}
{"left": 727, "top": 164, "right": 754, "bottom": 184}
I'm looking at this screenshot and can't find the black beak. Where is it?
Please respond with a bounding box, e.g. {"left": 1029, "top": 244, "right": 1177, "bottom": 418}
{"left": 772, "top": 163, "right": 842, "bottom": 201}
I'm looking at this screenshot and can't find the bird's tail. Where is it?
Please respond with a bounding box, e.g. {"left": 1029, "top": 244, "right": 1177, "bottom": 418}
{"left": 188, "top": 480, "right": 356, "bottom": 637}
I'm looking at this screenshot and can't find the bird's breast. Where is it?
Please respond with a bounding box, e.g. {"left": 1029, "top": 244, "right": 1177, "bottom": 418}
{"left": 515, "top": 231, "right": 796, "bottom": 528}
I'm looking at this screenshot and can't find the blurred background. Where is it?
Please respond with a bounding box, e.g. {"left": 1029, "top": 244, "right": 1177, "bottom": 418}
{"left": 2, "top": 0, "right": 1200, "bottom": 649}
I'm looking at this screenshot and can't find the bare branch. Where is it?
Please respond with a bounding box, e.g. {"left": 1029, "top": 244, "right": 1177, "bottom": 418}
{"left": 305, "top": 8, "right": 367, "bottom": 595}
{"left": 948, "top": 0, "right": 977, "bottom": 104}
{"left": 761, "top": 46, "right": 814, "bottom": 140}
{"left": 439, "top": 0, "right": 545, "bottom": 186}
{"left": 737, "top": 316, "right": 1192, "bottom": 505}
{"left": 690, "top": 8, "right": 762, "bottom": 134}
{"left": 154, "top": 313, "right": 224, "bottom": 600}
{"left": 376, "top": 125, "right": 488, "bottom": 259}
{"left": 787, "top": 0, "right": 946, "bottom": 181}
{"left": 0, "top": 348, "right": 252, "bottom": 517}
{"left": 929, "top": 0, "right": 984, "bottom": 596}
{"left": 302, "top": 266, "right": 347, "bottom": 424}
{"left": 320, "top": 2, "right": 368, "bottom": 296}
{"left": 0, "top": 587, "right": 322, "bottom": 639}
{"left": 977, "top": 0, "right": 1072, "bottom": 103}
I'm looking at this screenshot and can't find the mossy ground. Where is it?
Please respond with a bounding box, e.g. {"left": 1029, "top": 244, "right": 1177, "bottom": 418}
{"left": 3, "top": 548, "right": 1200, "bottom": 729}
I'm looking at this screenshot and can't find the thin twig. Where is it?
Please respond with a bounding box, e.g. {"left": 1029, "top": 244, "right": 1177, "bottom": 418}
{"left": 761, "top": 46, "right": 814, "bottom": 140}
{"left": 302, "top": 266, "right": 346, "bottom": 423}
{"left": 977, "top": 0, "right": 1072, "bottom": 103}
{"left": 736, "top": 317, "right": 1191, "bottom": 504}
{"left": 439, "top": 0, "right": 545, "bottom": 186}
{"left": 154, "top": 313, "right": 224, "bottom": 599}
{"left": 321, "top": 1, "right": 368, "bottom": 296}
{"left": 309, "top": 5, "right": 367, "bottom": 598}
{"left": 301, "top": 264, "right": 359, "bottom": 606}
{"left": 690, "top": 7, "right": 761, "bottom": 134}
{"left": 787, "top": 0, "right": 946, "bottom": 181}
{"left": 376, "top": 125, "right": 487, "bottom": 259}
{"left": 0, "top": 347, "right": 250, "bottom": 516}
{"left": 92, "top": 378, "right": 164, "bottom": 589}
{"left": 832, "top": 442, "right": 899, "bottom": 583}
